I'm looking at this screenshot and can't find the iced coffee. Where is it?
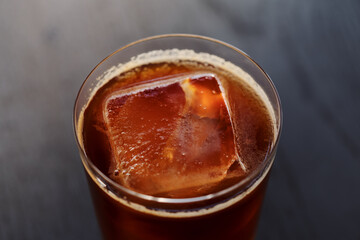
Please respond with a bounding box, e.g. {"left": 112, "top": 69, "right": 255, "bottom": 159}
{"left": 74, "top": 35, "right": 281, "bottom": 240}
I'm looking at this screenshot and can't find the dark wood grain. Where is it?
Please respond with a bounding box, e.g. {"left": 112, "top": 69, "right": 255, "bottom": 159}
{"left": 0, "top": 0, "right": 359, "bottom": 239}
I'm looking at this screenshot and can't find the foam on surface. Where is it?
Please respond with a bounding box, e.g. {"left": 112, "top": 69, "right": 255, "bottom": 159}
{"left": 77, "top": 49, "right": 278, "bottom": 217}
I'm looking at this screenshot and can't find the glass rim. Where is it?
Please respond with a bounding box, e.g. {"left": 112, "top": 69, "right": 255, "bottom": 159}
{"left": 73, "top": 33, "right": 283, "bottom": 205}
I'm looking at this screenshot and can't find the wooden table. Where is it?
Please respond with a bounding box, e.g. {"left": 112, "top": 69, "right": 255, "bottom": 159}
{"left": 1, "top": 0, "right": 359, "bottom": 239}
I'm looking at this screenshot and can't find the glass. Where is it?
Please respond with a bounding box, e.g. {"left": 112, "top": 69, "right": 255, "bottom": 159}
{"left": 74, "top": 34, "right": 282, "bottom": 240}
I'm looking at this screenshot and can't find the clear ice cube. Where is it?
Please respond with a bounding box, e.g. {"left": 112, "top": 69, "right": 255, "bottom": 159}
{"left": 103, "top": 74, "right": 245, "bottom": 196}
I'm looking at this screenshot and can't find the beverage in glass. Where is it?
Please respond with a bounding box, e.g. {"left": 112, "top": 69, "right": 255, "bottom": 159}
{"left": 74, "top": 34, "right": 282, "bottom": 240}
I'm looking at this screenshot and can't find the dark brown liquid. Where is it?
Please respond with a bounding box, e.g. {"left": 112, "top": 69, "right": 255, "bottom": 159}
{"left": 87, "top": 170, "right": 269, "bottom": 240}
{"left": 80, "top": 60, "right": 274, "bottom": 239}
